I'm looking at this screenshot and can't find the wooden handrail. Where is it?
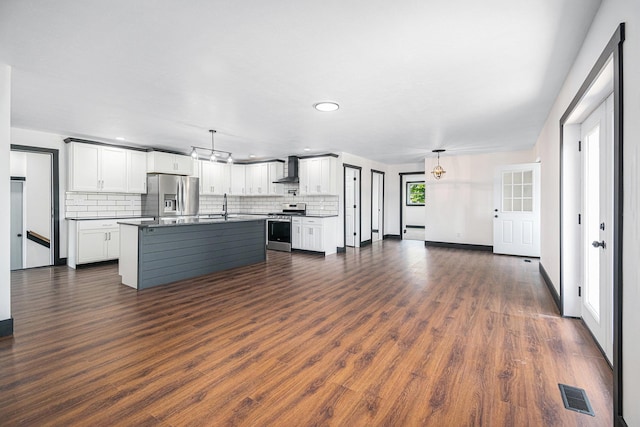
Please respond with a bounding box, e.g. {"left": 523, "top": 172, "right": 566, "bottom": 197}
{"left": 26, "top": 230, "right": 50, "bottom": 248}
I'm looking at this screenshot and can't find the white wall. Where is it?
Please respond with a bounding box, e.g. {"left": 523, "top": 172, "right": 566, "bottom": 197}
{"left": 533, "top": 0, "right": 640, "bottom": 423}
{"left": 425, "top": 150, "right": 534, "bottom": 246}
{"left": 1, "top": 64, "right": 11, "bottom": 323}
{"left": 337, "top": 153, "right": 388, "bottom": 246}
{"left": 10, "top": 128, "right": 68, "bottom": 258}
{"left": 10, "top": 151, "right": 26, "bottom": 176}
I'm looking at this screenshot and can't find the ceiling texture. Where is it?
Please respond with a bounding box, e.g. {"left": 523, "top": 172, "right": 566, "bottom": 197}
{"left": 0, "top": 0, "right": 601, "bottom": 164}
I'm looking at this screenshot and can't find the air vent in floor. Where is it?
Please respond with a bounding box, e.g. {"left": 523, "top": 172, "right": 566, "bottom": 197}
{"left": 558, "top": 383, "right": 595, "bottom": 416}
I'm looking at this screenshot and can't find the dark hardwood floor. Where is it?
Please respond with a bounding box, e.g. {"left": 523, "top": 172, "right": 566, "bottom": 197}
{"left": 1, "top": 240, "right": 612, "bottom": 426}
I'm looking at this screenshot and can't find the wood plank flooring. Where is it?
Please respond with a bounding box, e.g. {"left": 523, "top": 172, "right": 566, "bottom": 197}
{"left": 1, "top": 240, "right": 612, "bottom": 426}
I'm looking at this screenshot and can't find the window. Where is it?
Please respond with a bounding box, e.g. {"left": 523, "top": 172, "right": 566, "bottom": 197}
{"left": 502, "top": 170, "right": 533, "bottom": 212}
{"left": 406, "top": 181, "right": 425, "bottom": 206}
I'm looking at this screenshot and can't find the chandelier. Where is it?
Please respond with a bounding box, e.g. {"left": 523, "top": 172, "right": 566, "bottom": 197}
{"left": 431, "top": 149, "right": 446, "bottom": 180}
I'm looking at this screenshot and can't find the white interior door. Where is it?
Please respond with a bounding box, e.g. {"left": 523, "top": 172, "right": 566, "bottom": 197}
{"left": 493, "top": 163, "right": 540, "bottom": 256}
{"left": 10, "top": 180, "right": 24, "bottom": 270}
{"left": 345, "top": 166, "right": 360, "bottom": 247}
{"left": 372, "top": 171, "right": 384, "bottom": 242}
{"left": 580, "top": 97, "right": 613, "bottom": 363}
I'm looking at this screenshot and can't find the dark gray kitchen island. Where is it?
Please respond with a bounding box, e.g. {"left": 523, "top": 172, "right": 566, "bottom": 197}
{"left": 118, "top": 216, "right": 267, "bottom": 290}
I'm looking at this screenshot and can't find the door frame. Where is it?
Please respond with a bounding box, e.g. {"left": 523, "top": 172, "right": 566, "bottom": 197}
{"left": 343, "top": 164, "right": 362, "bottom": 248}
{"left": 371, "top": 169, "right": 385, "bottom": 241}
{"left": 10, "top": 144, "right": 62, "bottom": 266}
{"left": 399, "top": 171, "right": 425, "bottom": 239}
{"left": 559, "top": 23, "right": 624, "bottom": 425}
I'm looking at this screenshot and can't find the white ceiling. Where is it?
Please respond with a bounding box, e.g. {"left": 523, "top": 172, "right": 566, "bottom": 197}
{"left": 0, "top": 0, "right": 601, "bottom": 164}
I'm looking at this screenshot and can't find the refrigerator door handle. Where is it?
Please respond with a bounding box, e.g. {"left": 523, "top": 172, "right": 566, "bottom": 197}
{"left": 177, "top": 180, "right": 182, "bottom": 214}
{"left": 180, "top": 178, "right": 186, "bottom": 215}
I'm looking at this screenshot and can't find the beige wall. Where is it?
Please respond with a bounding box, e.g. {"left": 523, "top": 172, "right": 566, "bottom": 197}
{"left": 425, "top": 150, "right": 535, "bottom": 246}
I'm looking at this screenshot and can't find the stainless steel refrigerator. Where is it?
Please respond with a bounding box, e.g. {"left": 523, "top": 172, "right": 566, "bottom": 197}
{"left": 142, "top": 174, "right": 199, "bottom": 218}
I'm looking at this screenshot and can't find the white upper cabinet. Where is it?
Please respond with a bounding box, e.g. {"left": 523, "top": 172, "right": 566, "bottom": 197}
{"left": 68, "top": 142, "right": 127, "bottom": 192}
{"left": 268, "top": 162, "right": 284, "bottom": 195}
{"left": 299, "top": 157, "right": 337, "bottom": 195}
{"left": 230, "top": 164, "right": 246, "bottom": 195}
{"left": 245, "top": 162, "right": 285, "bottom": 196}
{"left": 126, "top": 150, "right": 147, "bottom": 193}
{"left": 200, "top": 161, "right": 231, "bottom": 195}
{"left": 68, "top": 142, "right": 99, "bottom": 192}
{"left": 245, "top": 163, "right": 268, "bottom": 195}
{"left": 147, "top": 151, "right": 194, "bottom": 175}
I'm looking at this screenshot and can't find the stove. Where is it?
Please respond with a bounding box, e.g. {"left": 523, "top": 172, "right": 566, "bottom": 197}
{"left": 266, "top": 203, "right": 306, "bottom": 252}
{"left": 267, "top": 203, "right": 306, "bottom": 220}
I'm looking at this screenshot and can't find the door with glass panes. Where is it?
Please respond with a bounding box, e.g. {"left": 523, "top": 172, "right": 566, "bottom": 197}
{"left": 493, "top": 163, "right": 540, "bottom": 257}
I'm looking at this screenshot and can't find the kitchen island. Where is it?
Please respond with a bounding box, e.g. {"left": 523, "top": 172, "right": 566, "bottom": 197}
{"left": 118, "top": 216, "right": 267, "bottom": 290}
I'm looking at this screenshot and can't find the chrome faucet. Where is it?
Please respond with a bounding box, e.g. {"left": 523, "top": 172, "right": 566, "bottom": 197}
{"left": 222, "top": 193, "right": 228, "bottom": 219}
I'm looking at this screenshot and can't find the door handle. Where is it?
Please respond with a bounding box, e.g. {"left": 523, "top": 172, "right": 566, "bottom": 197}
{"left": 592, "top": 240, "right": 606, "bottom": 249}
{"left": 17, "top": 233, "right": 22, "bottom": 237}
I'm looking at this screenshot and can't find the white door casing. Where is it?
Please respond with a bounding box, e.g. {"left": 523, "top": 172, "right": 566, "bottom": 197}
{"left": 372, "top": 171, "right": 384, "bottom": 242}
{"left": 493, "top": 163, "right": 540, "bottom": 257}
{"left": 345, "top": 166, "right": 360, "bottom": 247}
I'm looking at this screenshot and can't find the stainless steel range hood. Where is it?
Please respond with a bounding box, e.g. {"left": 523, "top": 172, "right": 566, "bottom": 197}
{"left": 274, "top": 156, "right": 299, "bottom": 183}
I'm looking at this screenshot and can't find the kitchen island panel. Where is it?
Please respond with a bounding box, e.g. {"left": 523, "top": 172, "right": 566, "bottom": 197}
{"left": 122, "top": 219, "right": 267, "bottom": 290}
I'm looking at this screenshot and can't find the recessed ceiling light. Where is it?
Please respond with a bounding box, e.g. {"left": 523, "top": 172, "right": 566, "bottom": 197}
{"left": 313, "top": 102, "right": 339, "bottom": 112}
{"left": 303, "top": 148, "right": 311, "bottom": 152}
{"left": 249, "top": 154, "right": 256, "bottom": 158}
{"left": 115, "top": 137, "right": 125, "bottom": 141}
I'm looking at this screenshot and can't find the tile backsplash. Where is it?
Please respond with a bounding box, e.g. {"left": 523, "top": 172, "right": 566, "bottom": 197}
{"left": 66, "top": 190, "right": 338, "bottom": 218}
{"left": 65, "top": 192, "right": 142, "bottom": 218}
{"left": 200, "top": 193, "right": 338, "bottom": 216}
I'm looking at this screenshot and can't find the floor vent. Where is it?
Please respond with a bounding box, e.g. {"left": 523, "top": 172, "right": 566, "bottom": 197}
{"left": 558, "top": 384, "right": 595, "bottom": 416}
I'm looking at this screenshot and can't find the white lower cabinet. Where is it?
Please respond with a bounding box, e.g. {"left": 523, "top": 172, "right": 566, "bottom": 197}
{"left": 68, "top": 218, "right": 149, "bottom": 268}
{"left": 291, "top": 217, "right": 337, "bottom": 255}
{"left": 292, "top": 217, "right": 302, "bottom": 249}
{"left": 77, "top": 228, "right": 119, "bottom": 264}
{"left": 302, "top": 218, "right": 323, "bottom": 252}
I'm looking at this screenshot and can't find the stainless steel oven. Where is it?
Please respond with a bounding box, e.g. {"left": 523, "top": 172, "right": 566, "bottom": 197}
{"left": 266, "top": 203, "right": 306, "bottom": 252}
{"left": 267, "top": 215, "right": 292, "bottom": 252}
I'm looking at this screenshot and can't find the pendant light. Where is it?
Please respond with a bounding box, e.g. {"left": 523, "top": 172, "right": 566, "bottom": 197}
{"left": 431, "top": 149, "right": 446, "bottom": 180}
{"left": 209, "top": 129, "right": 217, "bottom": 161}
{"left": 189, "top": 129, "right": 233, "bottom": 162}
